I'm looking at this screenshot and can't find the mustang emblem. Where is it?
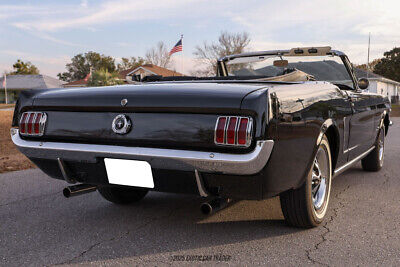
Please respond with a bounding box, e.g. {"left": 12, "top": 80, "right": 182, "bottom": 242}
{"left": 121, "top": 99, "right": 128, "bottom": 106}
{"left": 112, "top": 114, "right": 132, "bottom": 135}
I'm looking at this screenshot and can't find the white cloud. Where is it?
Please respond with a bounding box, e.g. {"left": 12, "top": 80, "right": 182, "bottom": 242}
{"left": 1, "top": 50, "right": 70, "bottom": 77}
{"left": 227, "top": 0, "right": 399, "bottom": 63}
{"left": 80, "top": 0, "right": 89, "bottom": 8}
{"left": 9, "top": 0, "right": 206, "bottom": 32}
{"left": 1, "top": 0, "right": 398, "bottom": 76}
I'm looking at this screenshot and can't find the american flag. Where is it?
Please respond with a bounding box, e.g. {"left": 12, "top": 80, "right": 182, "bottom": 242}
{"left": 169, "top": 38, "right": 183, "bottom": 56}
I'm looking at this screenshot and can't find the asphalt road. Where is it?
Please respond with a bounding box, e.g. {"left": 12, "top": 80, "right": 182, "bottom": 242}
{"left": 1, "top": 118, "right": 400, "bottom": 266}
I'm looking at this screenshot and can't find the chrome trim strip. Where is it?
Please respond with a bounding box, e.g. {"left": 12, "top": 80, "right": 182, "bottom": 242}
{"left": 195, "top": 170, "right": 208, "bottom": 197}
{"left": 334, "top": 146, "right": 375, "bottom": 177}
{"left": 343, "top": 116, "right": 347, "bottom": 152}
{"left": 11, "top": 129, "right": 274, "bottom": 175}
{"left": 224, "top": 117, "right": 230, "bottom": 144}
{"left": 245, "top": 117, "right": 253, "bottom": 147}
{"left": 233, "top": 116, "right": 239, "bottom": 145}
{"left": 343, "top": 144, "right": 359, "bottom": 154}
{"left": 39, "top": 113, "right": 47, "bottom": 136}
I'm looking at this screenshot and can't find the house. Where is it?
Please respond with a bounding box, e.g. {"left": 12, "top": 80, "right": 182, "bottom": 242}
{"left": 121, "top": 64, "right": 183, "bottom": 83}
{"left": 0, "top": 75, "right": 65, "bottom": 104}
{"left": 354, "top": 69, "right": 399, "bottom": 103}
{"left": 63, "top": 64, "right": 183, "bottom": 88}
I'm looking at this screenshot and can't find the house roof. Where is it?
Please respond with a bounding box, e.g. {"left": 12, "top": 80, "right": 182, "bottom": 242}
{"left": 0, "top": 75, "right": 64, "bottom": 90}
{"left": 63, "top": 78, "right": 87, "bottom": 87}
{"left": 124, "top": 64, "right": 184, "bottom": 77}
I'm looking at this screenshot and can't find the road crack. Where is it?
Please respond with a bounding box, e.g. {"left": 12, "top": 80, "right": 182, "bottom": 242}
{"left": 305, "top": 184, "right": 350, "bottom": 266}
{"left": 55, "top": 204, "right": 183, "bottom": 265}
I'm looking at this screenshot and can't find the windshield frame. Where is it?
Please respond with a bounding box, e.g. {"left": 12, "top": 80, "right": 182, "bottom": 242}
{"left": 216, "top": 48, "right": 359, "bottom": 90}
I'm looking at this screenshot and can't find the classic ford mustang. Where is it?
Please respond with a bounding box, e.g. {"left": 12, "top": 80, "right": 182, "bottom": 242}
{"left": 11, "top": 46, "right": 391, "bottom": 228}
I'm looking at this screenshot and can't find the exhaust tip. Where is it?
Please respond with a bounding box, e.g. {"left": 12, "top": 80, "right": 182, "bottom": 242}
{"left": 200, "top": 202, "right": 213, "bottom": 215}
{"left": 63, "top": 187, "right": 72, "bottom": 198}
{"left": 62, "top": 184, "right": 97, "bottom": 198}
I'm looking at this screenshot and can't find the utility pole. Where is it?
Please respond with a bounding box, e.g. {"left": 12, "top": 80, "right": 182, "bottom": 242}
{"left": 3, "top": 73, "right": 7, "bottom": 104}
{"left": 367, "top": 32, "right": 371, "bottom": 79}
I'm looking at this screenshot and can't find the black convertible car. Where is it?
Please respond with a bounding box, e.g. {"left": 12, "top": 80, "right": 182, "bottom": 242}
{"left": 11, "top": 46, "right": 391, "bottom": 228}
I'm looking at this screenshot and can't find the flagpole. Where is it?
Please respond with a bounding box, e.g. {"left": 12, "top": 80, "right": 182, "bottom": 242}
{"left": 181, "top": 34, "right": 184, "bottom": 75}
{"left": 4, "top": 73, "right": 7, "bottom": 104}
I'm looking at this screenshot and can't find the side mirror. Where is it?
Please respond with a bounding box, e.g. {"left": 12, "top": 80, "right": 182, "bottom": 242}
{"left": 358, "top": 78, "right": 369, "bottom": 90}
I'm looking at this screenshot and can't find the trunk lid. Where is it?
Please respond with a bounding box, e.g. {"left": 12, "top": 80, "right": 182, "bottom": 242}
{"left": 32, "top": 82, "right": 265, "bottom": 112}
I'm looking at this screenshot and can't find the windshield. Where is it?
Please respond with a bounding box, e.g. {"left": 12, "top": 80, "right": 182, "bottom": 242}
{"left": 225, "top": 54, "right": 355, "bottom": 89}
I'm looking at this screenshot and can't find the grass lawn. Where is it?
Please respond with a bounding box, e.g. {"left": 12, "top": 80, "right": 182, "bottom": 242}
{"left": 0, "top": 110, "right": 35, "bottom": 173}
{"left": 392, "top": 104, "right": 400, "bottom": 117}
{"left": 0, "top": 103, "right": 15, "bottom": 110}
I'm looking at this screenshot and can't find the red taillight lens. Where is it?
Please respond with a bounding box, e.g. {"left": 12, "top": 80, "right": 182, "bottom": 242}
{"left": 226, "top": 117, "right": 238, "bottom": 145}
{"left": 27, "top": 113, "right": 35, "bottom": 134}
{"left": 214, "top": 116, "right": 252, "bottom": 147}
{"left": 215, "top": 117, "right": 227, "bottom": 144}
{"left": 237, "top": 118, "right": 249, "bottom": 145}
{"left": 20, "top": 113, "right": 28, "bottom": 134}
{"left": 19, "top": 112, "right": 47, "bottom": 136}
{"left": 34, "top": 113, "right": 42, "bottom": 134}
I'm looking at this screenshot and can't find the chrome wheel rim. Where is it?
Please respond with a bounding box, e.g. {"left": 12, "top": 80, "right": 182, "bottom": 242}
{"left": 378, "top": 135, "right": 384, "bottom": 163}
{"left": 312, "top": 147, "right": 329, "bottom": 211}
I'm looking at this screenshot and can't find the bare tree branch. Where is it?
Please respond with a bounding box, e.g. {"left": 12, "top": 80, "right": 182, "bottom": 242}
{"left": 145, "top": 41, "right": 171, "bottom": 68}
{"left": 193, "top": 31, "right": 251, "bottom": 76}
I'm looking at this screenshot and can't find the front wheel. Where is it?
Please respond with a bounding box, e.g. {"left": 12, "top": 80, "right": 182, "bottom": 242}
{"left": 361, "top": 126, "right": 385, "bottom": 172}
{"left": 280, "top": 135, "right": 332, "bottom": 228}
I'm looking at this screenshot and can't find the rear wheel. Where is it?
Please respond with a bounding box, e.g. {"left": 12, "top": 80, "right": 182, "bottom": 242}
{"left": 280, "top": 135, "right": 332, "bottom": 228}
{"left": 361, "top": 126, "right": 385, "bottom": 172}
{"left": 98, "top": 186, "right": 148, "bottom": 205}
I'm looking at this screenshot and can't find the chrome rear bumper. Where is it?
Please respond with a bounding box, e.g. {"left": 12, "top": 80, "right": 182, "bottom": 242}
{"left": 11, "top": 129, "right": 274, "bottom": 175}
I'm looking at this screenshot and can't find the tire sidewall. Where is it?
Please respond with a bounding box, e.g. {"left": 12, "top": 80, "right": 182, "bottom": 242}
{"left": 305, "top": 136, "right": 332, "bottom": 225}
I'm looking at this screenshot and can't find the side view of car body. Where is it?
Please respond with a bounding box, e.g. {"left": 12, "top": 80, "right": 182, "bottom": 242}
{"left": 11, "top": 46, "right": 391, "bottom": 228}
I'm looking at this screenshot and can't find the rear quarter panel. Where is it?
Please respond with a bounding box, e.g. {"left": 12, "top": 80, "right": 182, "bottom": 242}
{"left": 242, "top": 82, "right": 352, "bottom": 198}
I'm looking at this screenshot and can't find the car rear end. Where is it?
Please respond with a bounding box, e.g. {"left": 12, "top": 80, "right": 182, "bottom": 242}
{"left": 11, "top": 82, "right": 274, "bottom": 200}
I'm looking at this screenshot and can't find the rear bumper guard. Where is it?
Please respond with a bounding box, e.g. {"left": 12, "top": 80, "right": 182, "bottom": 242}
{"left": 11, "top": 129, "right": 274, "bottom": 175}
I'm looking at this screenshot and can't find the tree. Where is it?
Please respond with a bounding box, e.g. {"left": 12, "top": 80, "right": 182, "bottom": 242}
{"left": 58, "top": 51, "right": 116, "bottom": 82}
{"left": 87, "top": 68, "right": 124, "bottom": 87}
{"left": 355, "top": 59, "right": 381, "bottom": 72}
{"left": 193, "top": 31, "right": 251, "bottom": 76}
{"left": 117, "top": 57, "right": 145, "bottom": 71}
{"left": 373, "top": 47, "right": 400, "bottom": 82}
{"left": 10, "top": 59, "right": 40, "bottom": 75}
{"left": 145, "top": 41, "right": 171, "bottom": 68}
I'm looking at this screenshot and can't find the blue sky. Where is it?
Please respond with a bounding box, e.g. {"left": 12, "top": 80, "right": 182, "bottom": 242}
{"left": 0, "top": 0, "right": 399, "bottom": 77}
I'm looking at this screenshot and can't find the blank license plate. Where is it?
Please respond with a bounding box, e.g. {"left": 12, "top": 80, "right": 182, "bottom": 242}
{"left": 104, "top": 158, "right": 154, "bottom": 188}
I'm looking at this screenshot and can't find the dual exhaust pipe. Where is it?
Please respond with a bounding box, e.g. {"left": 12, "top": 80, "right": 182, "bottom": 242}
{"left": 63, "top": 184, "right": 97, "bottom": 198}
{"left": 63, "top": 185, "right": 232, "bottom": 216}
{"left": 200, "top": 197, "right": 233, "bottom": 215}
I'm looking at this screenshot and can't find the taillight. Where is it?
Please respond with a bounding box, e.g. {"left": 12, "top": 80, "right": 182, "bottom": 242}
{"left": 237, "top": 117, "right": 249, "bottom": 145}
{"left": 226, "top": 117, "right": 238, "bottom": 145}
{"left": 19, "top": 112, "right": 47, "bottom": 136}
{"left": 214, "top": 116, "right": 253, "bottom": 147}
{"left": 215, "top": 117, "right": 227, "bottom": 144}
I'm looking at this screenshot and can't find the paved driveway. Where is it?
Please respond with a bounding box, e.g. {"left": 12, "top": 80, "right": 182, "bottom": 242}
{"left": 1, "top": 118, "right": 400, "bottom": 266}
